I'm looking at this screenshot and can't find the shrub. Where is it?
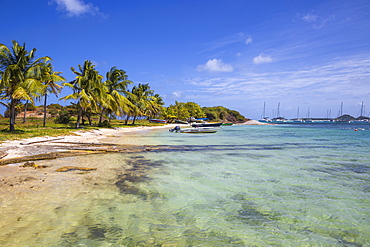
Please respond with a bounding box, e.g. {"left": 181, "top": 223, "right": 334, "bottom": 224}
{"left": 54, "top": 110, "right": 73, "bottom": 124}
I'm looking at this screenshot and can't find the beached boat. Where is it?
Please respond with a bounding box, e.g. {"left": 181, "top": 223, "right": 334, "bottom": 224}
{"left": 180, "top": 127, "right": 218, "bottom": 134}
{"left": 174, "top": 119, "right": 188, "bottom": 124}
{"left": 191, "top": 122, "right": 222, "bottom": 127}
{"left": 149, "top": 119, "right": 167, "bottom": 123}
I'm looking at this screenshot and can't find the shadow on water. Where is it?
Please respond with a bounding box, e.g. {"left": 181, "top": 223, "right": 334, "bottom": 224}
{"left": 114, "top": 156, "right": 164, "bottom": 200}
{"left": 226, "top": 193, "right": 280, "bottom": 226}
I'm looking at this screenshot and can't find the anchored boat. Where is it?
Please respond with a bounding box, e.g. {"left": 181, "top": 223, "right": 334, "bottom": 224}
{"left": 180, "top": 127, "right": 218, "bottom": 134}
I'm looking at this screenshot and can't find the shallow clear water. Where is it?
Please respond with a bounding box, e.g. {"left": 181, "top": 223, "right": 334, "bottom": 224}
{"left": 1, "top": 124, "right": 370, "bottom": 246}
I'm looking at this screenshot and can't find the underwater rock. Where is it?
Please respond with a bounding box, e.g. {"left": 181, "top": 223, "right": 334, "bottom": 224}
{"left": 20, "top": 161, "right": 48, "bottom": 169}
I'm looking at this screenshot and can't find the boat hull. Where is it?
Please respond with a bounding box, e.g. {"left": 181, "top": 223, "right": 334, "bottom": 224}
{"left": 180, "top": 128, "right": 217, "bottom": 133}
{"left": 149, "top": 119, "right": 167, "bottom": 123}
{"left": 191, "top": 122, "right": 222, "bottom": 127}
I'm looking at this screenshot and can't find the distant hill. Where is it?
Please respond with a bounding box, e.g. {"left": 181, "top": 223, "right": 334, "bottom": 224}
{"left": 202, "top": 106, "right": 248, "bottom": 123}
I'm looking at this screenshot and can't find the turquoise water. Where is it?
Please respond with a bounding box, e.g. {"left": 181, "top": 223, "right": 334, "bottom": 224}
{"left": 1, "top": 124, "right": 370, "bottom": 246}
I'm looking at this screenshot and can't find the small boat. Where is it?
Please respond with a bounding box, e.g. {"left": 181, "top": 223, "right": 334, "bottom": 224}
{"left": 175, "top": 119, "right": 188, "bottom": 124}
{"left": 149, "top": 119, "right": 167, "bottom": 123}
{"left": 180, "top": 127, "right": 218, "bottom": 134}
{"left": 191, "top": 122, "right": 222, "bottom": 127}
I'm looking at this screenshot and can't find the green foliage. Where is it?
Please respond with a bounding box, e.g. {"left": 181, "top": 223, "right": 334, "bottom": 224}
{"left": 202, "top": 106, "right": 246, "bottom": 122}
{"left": 54, "top": 110, "right": 73, "bottom": 124}
{"left": 21, "top": 102, "right": 36, "bottom": 111}
{"left": 0, "top": 40, "right": 52, "bottom": 131}
{"left": 165, "top": 101, "right": 205, "bottom": 120}
{"left": 47, "top": 103, "right": 64, "bottom": 116}
{"left": 98, "top": 120, "right": 112, "bottom": 128}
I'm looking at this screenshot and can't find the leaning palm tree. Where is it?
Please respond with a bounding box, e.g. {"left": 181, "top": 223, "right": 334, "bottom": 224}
{"left": 98, "top": 67, "right": 133, "bottom": 124}
{"left": 129, "top": 83, "right": 155, "bottom": 125}
{"left": 61, "top": 60, "right": 103, "bottom": 128}
{"left": 40, "top": 63, "right": 65, "bottom": 127}
{"left": 0, "top": 40, "right": 50, "bottom": 131}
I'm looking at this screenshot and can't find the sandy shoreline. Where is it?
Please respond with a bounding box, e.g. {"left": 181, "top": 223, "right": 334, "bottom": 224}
{"left": 0, "top": 120, "right": 266, "bottom": 160}
{"left": 0, "top": 124, "right": 180, "bottom": 160}
{"left": 0, "top": 121, "right": 265, "bottom": 194}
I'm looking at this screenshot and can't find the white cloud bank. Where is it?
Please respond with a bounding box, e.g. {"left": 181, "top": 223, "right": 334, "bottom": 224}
{"left": 197, "top": 59, "right": 234, "bottom": 72}
{"left": 253, "top": 54, "right": 273, "bottom": 64}
{"left": 51, "top": 0, "right": 103, "bottom": 17}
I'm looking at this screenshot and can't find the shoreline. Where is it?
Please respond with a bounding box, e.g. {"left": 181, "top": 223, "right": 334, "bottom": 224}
{"left": 0, "top": 121, "right": 263, "bottom": 205}
{"left": 0, "top": 124, "right": 180, "bottom": 160}
{"left": 0, "top": 120, "right": 266, "bottom": 160}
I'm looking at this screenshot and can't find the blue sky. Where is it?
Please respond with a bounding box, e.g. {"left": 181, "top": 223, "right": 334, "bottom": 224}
{"left": 1, "top": 0, "right": 370, "bottom": 119}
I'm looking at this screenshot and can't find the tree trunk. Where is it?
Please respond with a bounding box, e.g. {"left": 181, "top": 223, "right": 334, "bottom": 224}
{"left": 132, "top": 115, "right": 137, "bottom": 125}
{"left": 76, "top": 106, "right": 83, "bottom": 129}
{"left": 87, "top": 114, "right": 92, "bottom": 126}
{"left": 43, "top": 94, "right": 47, "bottom": 127}
{"left": 125, "top": 114, "right": 130, "bottom": 125}
{"left": 23, "top": 100, "right": 28, "bottom": 123}
{"left": 9, "top": 98, "right": 16, "bottom": 131}
{"left": 99, "top": 108, "right": 105, "bottom": 125}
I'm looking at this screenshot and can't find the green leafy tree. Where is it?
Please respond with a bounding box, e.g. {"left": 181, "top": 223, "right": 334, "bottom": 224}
{"left": 40, "top": 63, "right": 65, "bottom": 127}
{"left": 61, "top": 60, "right": 104, "bottom": 128}
{"left": 0, "top": 40, "right": 51, "bottom": 131}
{"left": 128, "top": 83, "right": 156, "bottom": 124}
{"left": 99, "top": 67, "right": 133, "bottom": 124}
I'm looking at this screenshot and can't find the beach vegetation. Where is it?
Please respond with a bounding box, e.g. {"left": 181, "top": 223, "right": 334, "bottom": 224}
{"left": 98, "top": 66, "right": 133, "bottom": 124}
{"left": 125, "top": 83, "right": 164, "bottom": 125}
{"left": 61, "top": 60, "right": 104, "bottom": 128}
{"left": 202, "top": 106, "right": 246, "bottom": 122}
{"left": 0, "top": 40, "right": 53, "bottom": 131}
{"left": 163, "top": 101, "right": 205, "bottom": 121}
{"left": 39, "top": 63, "right": 65, "bottom": 127}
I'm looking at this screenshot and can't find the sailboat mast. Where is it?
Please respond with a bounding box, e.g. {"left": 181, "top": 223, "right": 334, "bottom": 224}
{"left": 297, "top": 107, "right": 299, "bottom": 119}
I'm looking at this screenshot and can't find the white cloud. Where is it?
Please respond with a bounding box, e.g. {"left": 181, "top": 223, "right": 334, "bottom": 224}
{"left": 245, "top": 37, "right": 252, "bottom": 45}
{"left": 172, "top": 91, "right": 183, "bottom": 98}
{"left": 197, "top": 59, "right": 234, "bottom": 72}
{"left": 302, "top": 14, "right": 318, "bottom": 22}
{"left": 51, "top": 0, "right": 103, "bottom": 17}
{"left": 253, "top": 54, "right": 273, "bottom": 64}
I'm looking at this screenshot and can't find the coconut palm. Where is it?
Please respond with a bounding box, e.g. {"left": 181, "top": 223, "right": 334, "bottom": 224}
{"left": 98, "top": 67, "right": 133, "bottom": 124}
{"left": 61, "top": 60, "right": 103, "bottom": 128}
{"left": 129, "top": 83, "right": 156, "bottom": 124}
{"left": 40, "top": 63, "right": 65, "bottom": 127}
{"left": 0, "top": 40, "right": 51, "bottom": 131}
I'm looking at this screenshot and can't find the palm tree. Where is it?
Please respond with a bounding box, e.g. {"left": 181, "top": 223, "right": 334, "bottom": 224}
{"left": 0, "top": 40, "right": 51, "bottom": 131}
{"left": 129, "top": 83, "right": 156, "bottom": 124}
{"left": 99, "top": 67, "right": 133, "bottom": 124}
{"left": 61, "top": 60, "right": 103, "bottom": 128}
{"left": 40, "top": 63, "right": 65, "bottom": 127}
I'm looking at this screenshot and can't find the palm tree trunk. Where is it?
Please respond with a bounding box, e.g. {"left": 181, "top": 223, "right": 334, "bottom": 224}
{"left": 43, "top": 93, "right": 47, "bottom": 127}
{"left": 9, "top": 98, "right": 16, "bottom": 132}
{"left": 23, "top": 100, "right": 28, "bottom": 123}
{"left": 125, "top": 114, "right": 130, "bottom": 125}
{"left": 76, "top": 106, "right": 83, "bottom": 129}
{"left": 87, "top": 114, "right": 92, "bottom": 126}
{"left": 99, "top": 108, "right": 105, "bottom": 125}
{"left": 132, "top": 115, "right": 137, "bottom": 125}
